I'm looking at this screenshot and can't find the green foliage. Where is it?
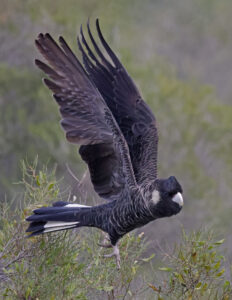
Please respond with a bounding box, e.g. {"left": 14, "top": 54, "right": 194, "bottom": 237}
{"left": 149, "top": 230, "right": 232, "bottom": 300}
{"left": 20, "top": 156, "right": 60, "bottom": 207}
{"left": 0, "top": 161, "right": 231, "bottom": 299}
{"left": 0, "top": 160, "right": 150, "bottom": 299}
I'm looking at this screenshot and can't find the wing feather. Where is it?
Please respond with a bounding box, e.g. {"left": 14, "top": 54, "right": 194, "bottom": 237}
{"left": 35, "top": 33, "right": 137, "bottom": 199}
{"left": 78, "top": 20, "right": 159, "bottom": 185}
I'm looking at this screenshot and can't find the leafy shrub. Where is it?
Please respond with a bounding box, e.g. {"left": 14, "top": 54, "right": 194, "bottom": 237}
{"left": 1, "top": 159, "right": 231, "bottom": 299}
{"left": 0, "top": 159, "right": 151, "bottom": 299}
{"left": 149, "top": 230, "right": 232, "bottom": 300}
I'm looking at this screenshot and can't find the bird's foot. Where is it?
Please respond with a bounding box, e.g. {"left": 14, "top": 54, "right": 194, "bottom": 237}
{"left": 103, "top": 244, "right": 121, "bottom": 269}
{"left": 98, "top": 233, "right": 112, "bottom": 248}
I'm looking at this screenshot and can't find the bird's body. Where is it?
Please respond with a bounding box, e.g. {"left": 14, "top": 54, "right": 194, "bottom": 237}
{"left": 26, "top": 19, "right": 184, "bottom": 268}
{"left": 28, "top": 179, "right": 182, "bottom": 255}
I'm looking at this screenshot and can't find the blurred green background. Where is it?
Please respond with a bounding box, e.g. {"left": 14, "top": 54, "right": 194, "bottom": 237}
{"left": 1, "top": 0, "right": 232, "bottom": 258}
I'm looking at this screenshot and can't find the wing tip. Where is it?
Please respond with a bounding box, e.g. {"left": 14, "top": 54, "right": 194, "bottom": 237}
{"left": 43, "top": 77, "right": 49, "bottom": 85}
{"left": 34, "top": 58, "right": 39, "bottom": 66}
{"left": 58, "top": 35, "right": 64, "bottom": 43}
{"left": 37, "top": 33, "right": 44, "bottom": 39}
{"left": 34, "top": 58, "right": 45, "bottom": 68}
{"left": 44, "top": 32, "right": 52, "bottom": 39}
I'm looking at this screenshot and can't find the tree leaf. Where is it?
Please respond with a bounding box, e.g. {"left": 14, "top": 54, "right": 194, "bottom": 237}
{"left": 214, "top": 239, "right": 225, "bottom": 245}
{"left": 159, "top": 267, "right": 173, "bottom": 272}
{"left": 216, "top": 269, "right": 225, "bottom": 277}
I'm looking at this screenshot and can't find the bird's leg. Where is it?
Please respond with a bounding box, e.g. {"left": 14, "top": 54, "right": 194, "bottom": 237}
{"left": 98, "top": 232, "right": 112, "bottom": 248}
{"left": 103, "top": 243, "right": 121, "bottom": 269}
{"left": 98, "top": 233, "right": 121, "bottom": 268}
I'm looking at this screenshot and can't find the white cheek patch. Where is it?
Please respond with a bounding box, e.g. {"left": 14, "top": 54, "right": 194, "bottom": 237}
{"left": 172, "top": 192, "right": 184, "bottom": 206}
{"left": 151, "top": 190, "right": 160, "bottom": 204}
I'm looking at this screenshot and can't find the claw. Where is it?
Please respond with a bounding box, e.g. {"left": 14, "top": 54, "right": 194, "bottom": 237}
{"left": 103, "top": 244, "right": 121, "bottom": 269}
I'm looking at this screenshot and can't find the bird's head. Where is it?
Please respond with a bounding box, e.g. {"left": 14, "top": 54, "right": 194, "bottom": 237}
{"left": 151, "top": 176, "right": 183, "bottom": 217}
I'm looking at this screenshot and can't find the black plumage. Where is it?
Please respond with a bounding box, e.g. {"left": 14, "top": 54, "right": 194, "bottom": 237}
{"left": 26, "top": 19, "right": 183, "bottom": 268}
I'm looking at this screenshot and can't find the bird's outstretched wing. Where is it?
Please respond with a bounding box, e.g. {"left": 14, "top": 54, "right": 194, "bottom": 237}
{"left": 78, "top": 20, "right": 158, "bottom": 186}
{"left": 35, "top": 33, "right": 137, "bottom": 200}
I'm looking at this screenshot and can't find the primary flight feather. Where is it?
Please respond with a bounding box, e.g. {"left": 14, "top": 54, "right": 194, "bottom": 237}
{"left": 26, "top": 19, "right": 183, "bottom": 268}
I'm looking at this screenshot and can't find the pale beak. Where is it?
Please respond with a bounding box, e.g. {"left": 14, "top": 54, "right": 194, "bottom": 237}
{"left": 172, "top": 192, "right": 184, "bottom": 207}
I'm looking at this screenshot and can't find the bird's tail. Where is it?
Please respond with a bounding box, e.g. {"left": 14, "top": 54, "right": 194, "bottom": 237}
{"left": 26, "top": 201, "right": 92, "bottom": 237}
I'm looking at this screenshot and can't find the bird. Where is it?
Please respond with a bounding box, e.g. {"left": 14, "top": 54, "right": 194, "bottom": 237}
{"left": 26, "top": 19, "right": 183, "bottom": 269}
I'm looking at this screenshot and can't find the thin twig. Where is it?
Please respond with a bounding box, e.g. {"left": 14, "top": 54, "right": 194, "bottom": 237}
{"left": 66, "top": 163, "right": 80, "bottom": 184}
